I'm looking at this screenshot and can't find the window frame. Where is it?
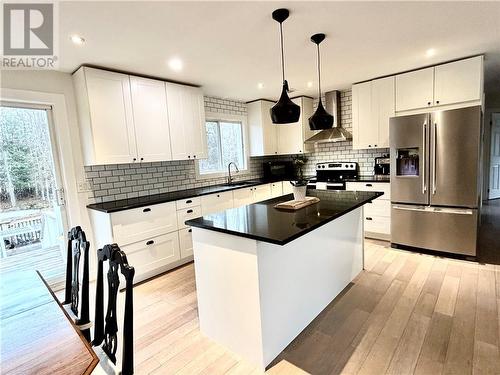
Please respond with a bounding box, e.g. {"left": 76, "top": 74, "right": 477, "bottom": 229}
{"left": 196, "top": 112, "right": 250, "bottom": 179}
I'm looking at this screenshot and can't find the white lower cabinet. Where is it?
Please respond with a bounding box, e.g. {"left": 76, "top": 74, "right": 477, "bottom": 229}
{"left": 282, "top": 181, "right": 294, "bottom": 195}
{"left": 345, "top": 182, "right": 391, "bottom": 240}
{"left": 201, "top": 191, "right": 235, "bottom": 215}
{"left": 121, "top": 232, "right": 181, "bottom": 279}
{"left": 253, "top": 184, "right": 272, "bottom": 203}
{"left": 270, "top": 182, "right": 283, "bottom": 197}
{"left": 233, "top": 187, "right": 255, "bottom": 207}
{"left": 179, "top": 228, "right": 194, "bottom": 258}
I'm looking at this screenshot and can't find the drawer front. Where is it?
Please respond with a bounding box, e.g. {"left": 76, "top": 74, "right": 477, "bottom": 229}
{"left": 270, "top": 182, "right": 283, "bottom": 197}
{"left": 177, "top": 206, "right": 202, "bottom": 229}
{"left": 253, "top": 184, "right": 272, "bottom": 203}
{"left": 111, "top": 202, "right": 177, "bottom": 245}
{"left": 364, "top": 199, "right": 391, "bottom": 218}
{"left": 233, "top": 187, "right": 254, "bottom": 208}
{"left": 346, "top": 182, "right": 391, "bottom": 200}
{"left": 201, "top": 191, "right": 234, "bottom": 215}
{"left": 176, "top": 196, "right": 200, "bottom": 210}
{"left": 121, "top": 232, "right": 180, "bottom": 277}
{"left": 364, "top": 215, "right": 391, "bottom": 235}
{"left": 179, "top": 228, "right": 193, "bottom": 258}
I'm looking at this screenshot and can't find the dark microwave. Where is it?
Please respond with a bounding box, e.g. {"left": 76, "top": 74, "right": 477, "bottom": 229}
{"left": 263, "top": 161, "right": 294, "bottom": 180}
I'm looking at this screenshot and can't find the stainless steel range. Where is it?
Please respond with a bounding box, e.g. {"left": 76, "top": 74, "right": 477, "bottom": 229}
{"left": 307, "top": 162, "right": 358, "bottom": 190}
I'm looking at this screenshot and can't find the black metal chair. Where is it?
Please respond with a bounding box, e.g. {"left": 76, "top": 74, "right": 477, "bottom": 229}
{"left": 63, "top": 226, "right": 91, "bottom": 342}
{"left": 93, "top": 243, "right": 135, "bottom": 375}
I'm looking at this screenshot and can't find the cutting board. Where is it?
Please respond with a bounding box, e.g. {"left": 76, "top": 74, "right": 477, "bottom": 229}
{"left": 274, "top": 196, "right": 320, "bottom": 210}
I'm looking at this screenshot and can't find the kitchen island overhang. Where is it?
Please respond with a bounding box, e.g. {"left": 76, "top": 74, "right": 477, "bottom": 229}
{"left": 186, "top": 190, "right": 383, "bottom": 371}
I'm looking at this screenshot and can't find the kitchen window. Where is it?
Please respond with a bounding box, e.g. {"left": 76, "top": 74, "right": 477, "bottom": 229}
{"left": 198, "top": 118, "right": 247, "bottom": 176}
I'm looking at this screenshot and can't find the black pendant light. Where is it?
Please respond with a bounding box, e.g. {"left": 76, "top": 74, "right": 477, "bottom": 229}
{"left": 308, "top": 33, "right": 334, "bottom": 130}
{"left": 270, "top": 8, "right": 300, "bottom": 124}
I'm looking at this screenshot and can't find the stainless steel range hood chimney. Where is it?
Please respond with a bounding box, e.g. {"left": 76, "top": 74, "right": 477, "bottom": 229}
{"left": 305, "top": 90, "right": 352, "bottom": 144}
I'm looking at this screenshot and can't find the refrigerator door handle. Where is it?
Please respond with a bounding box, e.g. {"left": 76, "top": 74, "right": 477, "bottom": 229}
{"left": 432, "top": 121, "right": 437, "bottom": 195}
{"left": 432, "top": 207, "right": 474, "bottom": 215}
{"left": 392, "top": 204, "right": 428, "bottom": 212}
{"left": 422, "top": 121, "right": 427, "bottom": 194}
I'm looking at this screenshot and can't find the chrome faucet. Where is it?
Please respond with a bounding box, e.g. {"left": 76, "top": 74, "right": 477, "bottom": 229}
{"left": 227, "top": 162, "right": 240, "bottom": 184}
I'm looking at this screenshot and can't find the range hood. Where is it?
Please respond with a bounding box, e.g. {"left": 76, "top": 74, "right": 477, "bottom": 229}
{"left": 305, "top": 90, "right": 352, "bottom": 144}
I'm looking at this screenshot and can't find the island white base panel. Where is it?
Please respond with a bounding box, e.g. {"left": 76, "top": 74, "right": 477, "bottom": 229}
{"left": 192, "top": 207, "right": 364, "bottom": 371}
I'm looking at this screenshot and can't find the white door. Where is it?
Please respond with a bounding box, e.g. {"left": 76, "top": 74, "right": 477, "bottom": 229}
{"left": 166, "top": 83, "right": 190, "bottom": 160}
{"left": 434, "top": 56, "right": 483, "bottom": 106}
{"left": 490, "top": 113, "right": 500, "bottom": 199}
{"left": 352, "top": 81, "right": 376, "bottom": 149}
{"left": 277, "top": 98, "right": 304, "bottom": 155}
{"left": 0, "top": 103, "right": 69, "bottom": 290}
{"left": 130, "top": 77, "right": 172, "bottom": 162}
{"left": 185, "top": 86, "right": 208, "bottom": 160}
{"left": 373, "top": 76, "right": 395, "bottom": 148}
{"left": 84, "top": 67, "right": 137, "bottom": 164}
{"left": 395, "top": 67, "right": 434, "bottom": 112}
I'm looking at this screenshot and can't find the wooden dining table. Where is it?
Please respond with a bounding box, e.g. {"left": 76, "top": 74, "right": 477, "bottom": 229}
{"left": 0, "top": 270, "right": 99, "bottom": 374}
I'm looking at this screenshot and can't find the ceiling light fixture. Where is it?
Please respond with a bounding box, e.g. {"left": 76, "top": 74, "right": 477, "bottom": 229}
{"left": 168, "top": 57, "right": 183, "bottom": 72}
{"left": 270, "top": 8, "right": 300, "bottom": 124}
{"left": 70, "top": 35, "right": 85, "bottom": 45}
{"left": 308, "top": 33, "right": 333, "bottom": 130}
{"left": 426, "top": 48, "right": 436, "bottom": 58}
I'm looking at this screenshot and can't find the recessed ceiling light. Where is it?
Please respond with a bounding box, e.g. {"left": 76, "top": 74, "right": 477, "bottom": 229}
{"left": 168, "top": 57, "right": 183, "bottom": 72}
{"left": 307, "top": 81, "right": 313, "bottom": 88}
{"left": 70, "top": 35, "right": 85, "bottom": 45}
{"left": 426, "top": 48, "right": 436, "bottom": 58}
{"left": 257, "top": 83, "right": 264, "bottom": 89}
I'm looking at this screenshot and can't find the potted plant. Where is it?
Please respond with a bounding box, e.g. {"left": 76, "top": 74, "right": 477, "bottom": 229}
{"left": 290, "top": 154, "right": 308, "bottom": 201}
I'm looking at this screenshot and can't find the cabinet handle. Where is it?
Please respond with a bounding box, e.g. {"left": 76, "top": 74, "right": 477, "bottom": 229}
{"left": 366, "top": 217, "right": 373, "bottom": 221}
{"left": 217, "top": 194, "right": 220, "bottom": 197}
{"left": 368, "top": 145, "right": 371, "bottom": 148}
{"left": 187, "top": 209, "right": 193, "bottom": 214}
{"left": 299, "top": 150, "right": 302, "bottom": 153}
{"left": 427, "top": 101, "right": 431, "bottom": 106}
{"left": 186, "top": 199, "right": 192, "bottom": 204}
{"left": 436, "top": 100, "right": 440, "bottom": 104}
{"left": 146, "top": 240, "right": 155, "bottom": 245}
{"left": 133, "top": 158, "right": 137, "bottom": 162}
{"left": 143, "top": 208, "right": 151, "bottom": 212}
{"left": 366, "top": 184, "right": 373, "bottom": 187}
{"left": 193, "top": 155, "right": 196, "bottom": 158}
{"left": 188, "top": 228, "right": 192, "bottom": 233}
{"left": 188, "top": 155, "right": 191, "bottom": 158}
{"left": 374, "top": 145, "right": 377, "bottom": 147}
{"left": 140, "top": 157, "right": 144, "bottom": 161}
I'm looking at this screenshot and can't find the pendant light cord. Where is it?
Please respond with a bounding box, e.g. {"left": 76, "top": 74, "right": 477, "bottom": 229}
{"left": 280, "top": 22, "right": 285, "bottom": 83}
{"left": 317, "top": 43, "right": 322, "bottom": 99}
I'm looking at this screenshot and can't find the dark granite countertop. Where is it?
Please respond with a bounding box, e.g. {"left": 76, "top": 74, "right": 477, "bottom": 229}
{"left": 346, "top": 176, "right": 390, "bottom": 183}
{"left": 185, "top": 190, "right": 384, "bottom": 245}
{"left": 87, "top": 178, "right": 293, "bottom": 213}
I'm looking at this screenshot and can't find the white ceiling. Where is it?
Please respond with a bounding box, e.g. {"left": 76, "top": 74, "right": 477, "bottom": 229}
{"left": 59, "top": 1, "right": 500, "bottom": 101}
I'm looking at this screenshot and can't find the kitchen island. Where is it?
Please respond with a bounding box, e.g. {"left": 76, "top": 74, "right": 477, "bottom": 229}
{"left": 186, "top": 189, "right": 383, "bottom": 371}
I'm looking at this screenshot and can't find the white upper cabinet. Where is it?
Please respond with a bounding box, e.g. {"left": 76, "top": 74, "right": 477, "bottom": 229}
{"left": 433, "top": 56, "right": 483, "bottom": 106}
{"left": 166, "top": 83, "right": 207, "bottom": 160}
{"left": 373, "top": 76, "right": 395, "bottom": 148}
{"left": 74, "top": 67, "right": 137, "bottom": 165}
{"left": 248, "top": 100, "right": 277, "bottom": 156}
{"left": 248, "top": 97, "right": 313, "bottom": 156}
{"left": 130, "top": 76, "right": 172, "bottom": 163}
{"left": 395, "top": 67, "right": 434, "bottom": 112}
{"left": 395, "top": 56, "right": 483, "bottom": 113}
{"left": 352, "top": 77, "right": 394, "bottom": 150}
{"left": 352, "top": 81, "right": 375, "bottom": 149}
{"left": 74, "top": 66, "right": 207, "bottom": 165}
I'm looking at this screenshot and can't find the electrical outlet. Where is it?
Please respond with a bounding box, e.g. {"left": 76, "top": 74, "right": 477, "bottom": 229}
{"left": 77, "top": 180, "right": 92, "bottom": 193}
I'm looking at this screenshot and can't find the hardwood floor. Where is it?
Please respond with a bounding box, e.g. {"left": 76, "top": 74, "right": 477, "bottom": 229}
{"left": 115, "top": 239, "right": 500, "bottom": 374}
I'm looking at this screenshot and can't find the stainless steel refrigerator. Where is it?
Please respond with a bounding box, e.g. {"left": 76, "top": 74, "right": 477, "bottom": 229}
{"left": 389, "top": 106, "right": 481, "bottom": 256}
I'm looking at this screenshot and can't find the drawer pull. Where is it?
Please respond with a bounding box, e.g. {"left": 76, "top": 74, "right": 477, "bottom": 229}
{"left": 217, "top": 194, "right": 220, "bottom": 197}
{"left": 187, "top": 209, "right": 193, "bottom": 214}
{"left": 143, "top": 208, "right": 151, "bottom": 213}
{"left": 366, "top": 184, "right": 373, "bottom": 187}
{"left": 188, "top": 229, "right": 192, "bottom": 233}
{"left": 186, "top": 199, "right": 192, "bottom": 204}
{"left": 146, "top": 240, "right": 155, "bottom": 245}
{"left": 366, "top": 217, "right": 373, "bottom": 221}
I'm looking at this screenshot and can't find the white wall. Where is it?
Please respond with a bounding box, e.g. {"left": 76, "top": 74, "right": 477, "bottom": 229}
{"left": 0, "top": 70, "right": 95, "bottom": 265}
